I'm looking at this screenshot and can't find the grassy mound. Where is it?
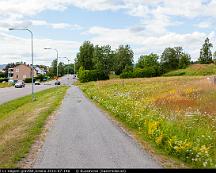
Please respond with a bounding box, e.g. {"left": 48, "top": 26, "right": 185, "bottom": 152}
{"left": 163, "top": 64, "right": 216, "bottom": 76}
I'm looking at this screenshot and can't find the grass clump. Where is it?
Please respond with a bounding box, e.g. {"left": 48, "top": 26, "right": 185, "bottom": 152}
{"left": 0, "top": 83, "right": 12, "bottom": 88}
{"left": 78, "top": 77, "right": 216, "bottom": 168}
{"left": 0, "top": 86, "right": 68, "bottom": 168}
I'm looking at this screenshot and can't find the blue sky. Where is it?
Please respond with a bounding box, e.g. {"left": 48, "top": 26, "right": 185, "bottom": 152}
{"left": 0, "top": 0, "right": 216, "bottom": 66}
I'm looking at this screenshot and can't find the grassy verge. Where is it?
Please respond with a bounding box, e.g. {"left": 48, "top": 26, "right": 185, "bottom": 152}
{"left": 163, "top": 64, "right": 216, "bottom": 77}
{"left": 78, "top": 77, "right": 216, "bottom": 168}
{"left": 0, "top": 83, "right": 12, "bottom": 88}
{"left": 0, "top": 86, "right": 68, "bottom": 168}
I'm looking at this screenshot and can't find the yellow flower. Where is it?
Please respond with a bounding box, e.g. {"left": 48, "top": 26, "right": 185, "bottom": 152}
{"left": 199, "top": 145, "right": 210, "bottom": 154}
{"left": 148, "top": 121, "right": 159, "bottom": 136}
{"left": 155, "top": 133, "right": 163, "bottom": 145}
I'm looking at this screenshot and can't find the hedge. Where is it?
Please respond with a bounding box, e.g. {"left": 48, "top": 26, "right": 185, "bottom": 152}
{"left": 0, "top": 78, "right": 8, "bottom": 83}
{"left": 24, "top": 78, "right": 36, "bottom": 83}
{"left": 78, "top": 67, "right": 109, "bottom": 83}
{"left": 120, "top": 67, "right": 159, "bottom": 79}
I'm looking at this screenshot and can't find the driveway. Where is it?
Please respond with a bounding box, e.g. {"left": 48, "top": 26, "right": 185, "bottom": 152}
{"left": 34, "top": 85, "right": 161, "bottom": 168}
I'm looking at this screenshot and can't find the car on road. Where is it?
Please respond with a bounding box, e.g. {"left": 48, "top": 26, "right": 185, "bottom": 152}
{"left": 8, "top": 79, "right": 17, "bottom": 85}
{"left": 35, "top": 81, "right": 40, "bottom": 85}
{"left": 55, "top": 80, "right": 61, "bottom": 85}
{"left": 15, "top": 80, "right": 25, "bottom": 88}
{"left": 72, "top": 75, "right": 76, "bottom": 79}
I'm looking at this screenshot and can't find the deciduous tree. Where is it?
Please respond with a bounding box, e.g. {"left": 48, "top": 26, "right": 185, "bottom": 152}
{"left": 114, "top": 45, "right": 134, "bottom": 75}
{"left": 198, "top": 37, "right": 213, "bottom": 64}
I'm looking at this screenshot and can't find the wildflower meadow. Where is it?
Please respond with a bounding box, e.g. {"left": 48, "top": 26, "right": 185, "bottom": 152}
{"left": 78, "top": 76, "right": 216, "bottom": 168}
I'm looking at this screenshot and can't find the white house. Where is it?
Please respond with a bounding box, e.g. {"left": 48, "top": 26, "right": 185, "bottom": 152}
{"left": 35, "top": 66, "right": 47, "bottom": 75}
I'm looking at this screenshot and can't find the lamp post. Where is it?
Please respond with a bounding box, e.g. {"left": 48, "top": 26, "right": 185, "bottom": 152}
{"left": 59, "top": 57, "right": 70, "bottom": 79}
{"left": 74, "top": 59, "right": 76, "bottom": 75}
{"left": 44, "top": 48, "right": 59, "bottom": 79}
{"left": 9, "top": 28, "right": 35, "bottom": 101}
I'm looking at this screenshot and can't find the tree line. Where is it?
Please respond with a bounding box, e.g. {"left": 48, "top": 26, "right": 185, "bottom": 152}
{"left": 76, "top": 37, "right": 216, "bottom": 82}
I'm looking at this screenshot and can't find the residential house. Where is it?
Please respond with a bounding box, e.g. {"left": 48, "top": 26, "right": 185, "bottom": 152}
{"left": 35, "top": 66, "right": 47, "bottom": 75}
{"left": 13, "top": 64, "right": 37, "bottom": 81}
{"left": 8, "top": 68, "right": 14, "bottom": 79}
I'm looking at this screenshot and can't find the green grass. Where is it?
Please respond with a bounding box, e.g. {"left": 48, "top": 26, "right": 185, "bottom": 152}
{"left": 0, "top": 86, "right": 68, "bottom": 168}
{"left": 78, "top": 77, "right": 216, "bottom": 168}
{"left": 163, "top": 64, "right": 216, "bottom": 76}
{"left": 0, "top": 83, "right": 12, "bottom": 88}
{"left": 109, "top": 74, "right": 120, "bottom": 79}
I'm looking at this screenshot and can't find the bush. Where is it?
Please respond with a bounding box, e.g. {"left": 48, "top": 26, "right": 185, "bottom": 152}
{"left": 24, "top": 78, "right": 36, "bottom": 83}
{"left": 120, "top": 71, "right": 134, "bottom": 79}
{"left": 120, "top": 67, "right": 159, "bottom": 79}
{"left": 78, "top": 67, "right": 109, "bottom": 83}
{"left": 0, "top": 78, "right": 8, "bottom": 83}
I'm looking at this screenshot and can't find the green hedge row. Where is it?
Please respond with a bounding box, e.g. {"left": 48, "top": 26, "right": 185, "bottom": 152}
{"left": 0, "top": 78, "right": 8, "bottom": 83}
{"left": 78, "top": 67, "right": 109, "bottom": 83}
{"left": 24, "top": 78, "right": 36, "bottom": 83}
{"left": 120, "top": 67, "right": 160, "bottom": 79}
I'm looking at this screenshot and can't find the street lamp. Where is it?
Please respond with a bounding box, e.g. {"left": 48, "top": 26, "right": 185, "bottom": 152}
{"left": 59, "top": 57, "right": 70, "bottom": 76}
{"left": 74, "top": 59, "right": 76, "bottom": 75}
{"left": 44, "top": 48, "right": 59, "bottom": 79}
{"left": 9, "top": 28, "right": 35, "bottom": 101}
{"left": 59, "top": 57, "right": 71, "bottom": 81}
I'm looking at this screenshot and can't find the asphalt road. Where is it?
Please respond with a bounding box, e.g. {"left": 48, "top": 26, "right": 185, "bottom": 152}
{"left": 0, "top": 75, "right": 73, "bottom": 105}
{"left": 34, "top": 85, "right": 161, "bottom": 168}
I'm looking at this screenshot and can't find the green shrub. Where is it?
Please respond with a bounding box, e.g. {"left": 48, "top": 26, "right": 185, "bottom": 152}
{"left": 120, "top": 71, "right": 134, "bottom": 78}
{"left": 0, "top": 78, "right": 8, "bottom": 83}
{"left": 24, "top": 78, "right": 36, "bottom": 83}
{"left": 120, "top": 67, "right": 158, "bottom": 79}
{"left": 78, "top": 66, "right": 109, "bottom": 83}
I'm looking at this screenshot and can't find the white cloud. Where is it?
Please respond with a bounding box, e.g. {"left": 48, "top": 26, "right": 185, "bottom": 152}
{"left": 31, "top": 20, "right": 82, "bottom": 30}
{"left": 196, "top": 21, "right": 212, "bottom": 28}
{"left": 51, "top": 23, "right": 82, "bottom": 30}
{"left": 0, "top": 19, "right": 82, "bottom": 31}
{"left": 0, "top": 32, "right": 80, "bottom": 65}
{"left": 0, "top": 0, "right": 216, "bottom": 65}
{"left": 87, "top": 26, "right": 216, "bottom": 62}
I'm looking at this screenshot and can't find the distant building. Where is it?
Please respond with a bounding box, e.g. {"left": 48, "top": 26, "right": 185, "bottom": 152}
{"left": 13, "top": 64, "right": 37, "bottom": 81}
{"left": 8, "top": 68, "right": 14, "bottom": 79}
{"left": 34, "top": 66, "right": 47, "bottom": 75}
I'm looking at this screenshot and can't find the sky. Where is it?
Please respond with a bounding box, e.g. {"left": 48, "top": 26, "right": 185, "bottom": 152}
{"left": 0, "top": 0, "right": 216, "bottom": 66}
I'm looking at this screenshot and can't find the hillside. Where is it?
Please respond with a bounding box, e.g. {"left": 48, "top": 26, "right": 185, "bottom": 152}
{"left": 163, "top": 64, "right": 216, "bottom": 76}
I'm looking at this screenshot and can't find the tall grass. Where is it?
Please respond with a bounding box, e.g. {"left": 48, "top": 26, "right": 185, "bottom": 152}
{"left": 78, "top": 77, "right": 216, "bottom": 168}
{"left": 0, "top": 83, "right": 12, "bottom": 88}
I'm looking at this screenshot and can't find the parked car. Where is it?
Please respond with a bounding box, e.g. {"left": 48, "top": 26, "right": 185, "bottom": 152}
{"left": 8, "top": 79, "right": 16, "bottom": 85}
{"left": 54, "top": 80, "right": 61, "bottom": 85}
{"left": 72, "top": 75, "right": 76, "bottom": 79}
{"left": 35, "top": 81, "right": 40, "bottom": 85}
{"left": 15, "top": 80, "right": 25, "bottom": 88}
